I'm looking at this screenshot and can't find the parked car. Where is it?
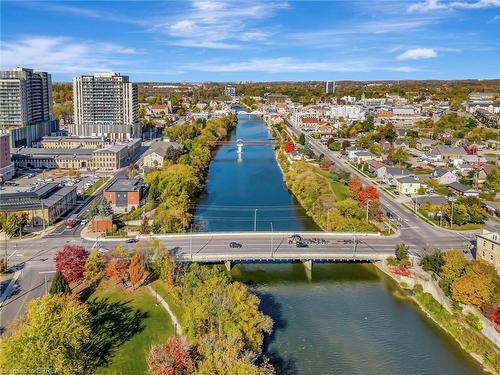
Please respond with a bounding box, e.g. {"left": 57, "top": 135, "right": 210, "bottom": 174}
{"left": 229, "top": 242, "right": 242, "bottom": 248}
{"left": 126, "top": 239, "right": 138, "bottom": 243}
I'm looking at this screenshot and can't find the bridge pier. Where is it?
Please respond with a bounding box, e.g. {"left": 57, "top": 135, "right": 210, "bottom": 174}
{"left": 302, "top": 259, "right": 313, "bottom": 271}
{"left": 224, "top": 261, "right": 233, "bottom": 272}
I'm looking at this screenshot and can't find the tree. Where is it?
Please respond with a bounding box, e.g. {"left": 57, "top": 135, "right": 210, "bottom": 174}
{"left": 83, "top": 252, "right": 106, "bottom": 285}
{"left": 147, "top": 337, "right": 194, "bottom": 375}
{"left": 395, "top": 243, "right": 409, "bottom": 262}
{"left": 128, "top": 253, "right": 145, "bottom": 287}
{"left": 420, "top": 251, "right": 444, "bottom": 274}
{"left": 140, "top": 215, "right": 150, "bottom": 234}
{"left": 348, "top": 177, "right": 362, "bottom": 198}
{"left": 2, "top": 213, "right": 28, "bottom": 237}
{"left": 88, "top": 201, "right": 99, "bottom": 219}
{"left": 284, "top": 140, "right": 295, "bottom": 153}
{"left": 55, "top": 245, "right": 89, "bottom": 283}
{"left": 388, "top": 147, "right": 410, "bottom": 165}
{"left": 328, "top": 141, "right": 341, "bottom": 151}
{"left": 356, "top": 186, "right": 379, "bottom": 208}
{"left": 196, "top": 335, "right": 274, "bottom": 375}
{"left": 99, "top": 200, "right": 113, "bottom": 217}
{"left": 106, "top": 257, "right": 130, "bottom": 284}
{"left": 298, "top": 132, "right": 306, "bottom": 145}
{"left": 49, "top": 271, "right": 71, "bottom": 295}
{"left": 0, "top": 295, "right": 91, "bottom": 375}
{"left": 439, "top": 249, "right": 467, "bottom": 293}
{"left": 451, "top": 260, "right": 496, "bottom": 307}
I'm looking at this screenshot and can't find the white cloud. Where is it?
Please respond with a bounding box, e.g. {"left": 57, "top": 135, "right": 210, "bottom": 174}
{"left": 0, "top": 36, "right": 142, "bottom": 74}
{"left": 186, "top": 57, "right": 420, "bottom": 73}
{"left": 408, "top": 0, "right": 500, "bottom": 13}
{"left": 155, "top": 1, "right": 287, "bottom": 48}
{"left": 396, "top": 48, "right": 438, "bottom": 60}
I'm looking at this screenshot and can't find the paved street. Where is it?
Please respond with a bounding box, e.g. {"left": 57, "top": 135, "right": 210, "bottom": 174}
{"left": 0, "top": 130, "right": 476, "bottom": 333}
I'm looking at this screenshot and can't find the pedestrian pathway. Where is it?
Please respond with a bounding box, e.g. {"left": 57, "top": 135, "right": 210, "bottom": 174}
{"left": 147, "top": 285, "right": 183, "bottom": 336}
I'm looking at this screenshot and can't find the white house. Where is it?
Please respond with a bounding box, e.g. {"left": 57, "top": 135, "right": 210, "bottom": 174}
{"left": 431, "top": 167, "right": 458, "bottom": 185}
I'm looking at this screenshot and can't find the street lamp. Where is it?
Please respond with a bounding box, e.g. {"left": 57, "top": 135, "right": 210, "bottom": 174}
{"left": 448, "top": 196, "right": 457, "bottom": 229}
{"left": 254, "top": 209, "right": 258, "bottom": 232}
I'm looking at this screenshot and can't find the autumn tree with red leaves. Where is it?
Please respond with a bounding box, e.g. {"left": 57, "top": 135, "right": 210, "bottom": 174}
{"left": 128, "top": 252, "right": 145, "bottom": 287}
{"left": 284, "top": 141, "right": 295, "bottom": 153}
{"left": 348, "top": 177, "right": 362, "bottom": 198}
{"left": 147, "top": 337, "right": 194, "bottom": 375}
{"left": 55, "top": 245, "right": 89, "bottom": 283}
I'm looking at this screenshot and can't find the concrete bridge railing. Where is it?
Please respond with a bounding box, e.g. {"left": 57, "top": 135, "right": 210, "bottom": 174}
{"left": 137, "top": 231, "right": 382, "bottom": 240}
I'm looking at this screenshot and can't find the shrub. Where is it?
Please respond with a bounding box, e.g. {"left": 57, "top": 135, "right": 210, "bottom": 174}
{"left": 413, "top": 283, "right": 423, "bottom": 294}
{"left": 386, "top": 256, "right": 399, "bottom": 266}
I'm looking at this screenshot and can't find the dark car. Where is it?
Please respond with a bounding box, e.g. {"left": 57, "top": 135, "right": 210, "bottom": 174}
{"left": 126, "top": 239, "right": 138, "bottom": 243}
{"left": 229, "top": 242, "right": 242, "bottom": 248}
{"left": 296, "top": 241, "right": 309, "bottom": 248}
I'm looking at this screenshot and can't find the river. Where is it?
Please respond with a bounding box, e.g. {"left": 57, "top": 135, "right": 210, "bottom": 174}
{"left": 193, "top": 110, "right": 485, "bottom": 375}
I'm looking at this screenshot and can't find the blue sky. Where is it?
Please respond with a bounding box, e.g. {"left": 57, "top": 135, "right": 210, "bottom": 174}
{"left": 1, "top": 0, "right": 499, "bottom": 82}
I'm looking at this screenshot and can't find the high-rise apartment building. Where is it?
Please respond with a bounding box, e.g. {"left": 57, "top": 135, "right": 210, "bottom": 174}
{"left": 0, "top": 67, "right": 57, "bottom": 147}
{"left": 224, "top": 84, "right": 236, "bottom": 97}
{"left": 325, "top": 80, "right": 336, "bottom": 94}
{"left": 71, "top": 72, "right": 141, "bottom": 140}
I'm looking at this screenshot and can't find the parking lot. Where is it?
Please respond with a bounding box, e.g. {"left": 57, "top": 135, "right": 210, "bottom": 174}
{"left": 0, "top": 169, "right": 110, "bottom": 198}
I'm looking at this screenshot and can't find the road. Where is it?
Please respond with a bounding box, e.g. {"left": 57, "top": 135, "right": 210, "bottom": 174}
{"left": 0, "top": 147, "right": 144, "bottom": 331}
{"left": 0, "top": 127, "right": 476, "bottom": 332}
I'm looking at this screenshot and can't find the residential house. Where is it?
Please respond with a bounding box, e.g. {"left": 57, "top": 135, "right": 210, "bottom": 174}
{"left": 396, "top": 176, "right": 421, "bottom": 195}
{"left": 396, "top": 128, "right": 408, "bottom": 138}
{"left": 379, "top": 140, "right": 392, "bottom": 153}
{"left": 430, "top": 167, "right": 458, "bottom": 185}
{"left": 431, "top": 145, "right": 467, "bottom": 161}
{"left": 412, "top": 195, "right": 448, "bottom": 209}
{"left": 476, "top": 230, "right": 500, "bottom": 273}
{"left": 352, "top": 150, "right": 376, "bottom": 164}
{"left": 368, "top": 160, "right": 385, "bottom": 174}
{"left": 380, "top": 167, "right": 412, "bottom": 186}
{"left": 393, "top": 140, "right": 409, "bottom": 149}
{"left": 451, "top": 154, "right": 487, "bottom": 168}
{"left": 346, "top": 147, "right": 366, "bottom": 160}
{"left": 416, "top": 138, "right": 434, "bottom": 151}
{"left": 448, "top": 181, "right": 479, "bottom": 197}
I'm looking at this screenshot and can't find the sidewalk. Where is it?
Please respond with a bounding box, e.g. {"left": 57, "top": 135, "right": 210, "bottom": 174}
{"left": 147, "top": 285, "right": 183, "bottom": 337}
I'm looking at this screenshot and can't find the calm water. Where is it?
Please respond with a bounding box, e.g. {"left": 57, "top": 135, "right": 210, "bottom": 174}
{"left": 194, "top": 111, "right": 485, "bottom": 375}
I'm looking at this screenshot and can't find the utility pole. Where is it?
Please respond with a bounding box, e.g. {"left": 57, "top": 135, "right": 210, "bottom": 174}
{"left": 448, "top": 196, "right": 456, "bottom": 229}
{"left": 365, "top": 199, "right": 370, "bottom": 221}
{"left": 254, "top": 209, "right": 258, "bottom": 231}
{"left": 190, "top": 225, "right": 193, "bottom": 260}
{"left": 270, "top": 222, "right": 274, "bottom": 257}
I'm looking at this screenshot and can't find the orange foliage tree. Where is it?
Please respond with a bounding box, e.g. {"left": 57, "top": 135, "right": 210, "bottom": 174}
{"left": 348, "top": 177, "right": 362, "bottom": 198}
{"left": 284, "top": 141, "right": 296, "bottom": 153}
{"left": 128, "top": 253, "right": 145, "bottom": 287}
{"left": 106, "top": 258, "right": 130, "bottom": 285}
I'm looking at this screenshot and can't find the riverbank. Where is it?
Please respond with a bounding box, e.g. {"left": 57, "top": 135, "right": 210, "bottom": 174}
{"left": 375, "top": 261, "right": 500, "bottom": 374}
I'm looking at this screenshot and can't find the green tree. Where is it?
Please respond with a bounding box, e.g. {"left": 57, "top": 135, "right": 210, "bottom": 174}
{"left": 298, "top": 132, "right": 306, "bottom": 145}
{"left": 83, "top": 252, "right": 106, "bottom": 285}
{"left": 395, "top": 243, "right": 409, "bottom": 262}
{"left": 0, "top": 295, "right": 91, "bottom": 375}
{"left": 388, "top": 147, "right": 410, "bottom": 165}
{"left": 420, "top": 251, "right": 444, "bottom": 275}
{"left": 49, "top": 271, "right": 71, "bottom": 295}
{"left": 2, "top": 213, "right": 28, "bottom": 237}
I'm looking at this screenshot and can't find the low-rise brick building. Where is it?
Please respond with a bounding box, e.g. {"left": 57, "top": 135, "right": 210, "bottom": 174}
{"left": 103, "top": 178, "right": 143, "bottom": 212}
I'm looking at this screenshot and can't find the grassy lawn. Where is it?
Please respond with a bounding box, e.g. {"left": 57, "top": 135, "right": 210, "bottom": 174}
{"left": 85, "top": 177, "right": 110, "bottom": 197}
{"left": 435, "top": 186, "right": 451, "bottom": 196}
{"left": 93, "top": 281, "right": 174, "bottom": 375}
{"left": 312, "top": 168, "right": 350, "bottom": 200}
{"left": 150, "top": 280, "right": 185, "bottom": 324}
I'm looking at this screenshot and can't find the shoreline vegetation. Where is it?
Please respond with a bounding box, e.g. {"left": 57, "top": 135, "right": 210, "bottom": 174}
{"left": 143, "top": 114, "right": 237, "bottom": 233}
{"left": 269, "top": 122, "right": 379, "bottom": 233}
{"left": 375, "top": 262, "right": 500, "bottom": 374}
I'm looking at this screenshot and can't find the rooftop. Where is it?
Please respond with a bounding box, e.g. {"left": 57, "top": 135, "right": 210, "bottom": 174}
{"left": 105, "top": 178, "right": 142, "bottom": 192}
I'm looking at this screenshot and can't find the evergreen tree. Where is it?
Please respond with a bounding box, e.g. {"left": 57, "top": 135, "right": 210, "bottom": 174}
{"left": 298, "top": 132, "right": 306, "bottom": 145}
{"left": 49, "top": 271, "right": 71, "bottom": 295}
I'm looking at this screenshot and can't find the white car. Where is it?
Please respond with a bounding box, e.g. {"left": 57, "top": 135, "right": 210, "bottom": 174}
{"left": 98, "top": 247, "right": 108, "bottom": 253}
